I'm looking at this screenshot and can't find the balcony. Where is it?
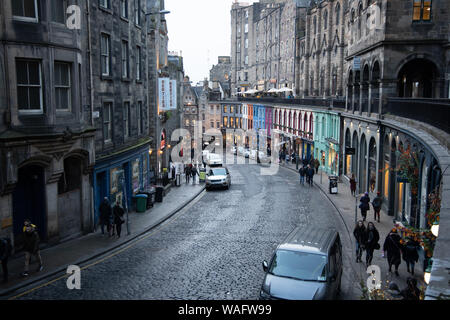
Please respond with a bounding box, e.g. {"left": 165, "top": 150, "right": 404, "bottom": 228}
{"left": 237, "top": 96, "right": 346, "bottom": 109}
{"left": 383, "top": 98, "right": 450, "bottom": 134}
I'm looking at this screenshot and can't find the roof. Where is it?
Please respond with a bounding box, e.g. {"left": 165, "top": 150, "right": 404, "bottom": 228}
{"left": 192, "top": 86, "right": 203, "bottom": 99}
{"left": 278, "top": 226, "right": 338, "bottom": 255}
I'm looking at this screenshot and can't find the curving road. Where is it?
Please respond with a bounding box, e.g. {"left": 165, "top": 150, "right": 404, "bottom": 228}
{"left": 13, "top": 162, "right": 360, "bottom": 300}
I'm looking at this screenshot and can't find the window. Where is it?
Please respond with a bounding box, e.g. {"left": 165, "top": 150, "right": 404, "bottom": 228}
{"left": 245, "top": 56, "right": 248, "bottom": 65}
{"left": 210, "top": 121, "right": 214, "bottom": 128}
{"left": 223, "top": 106, "right": 227, "bottom": 113}
{"left": 99, "top": 0, "right": 110, "bottom": 9}
{"left": 217, "top": 121, "right": 220, "bottom": 128}
{"left": 12, "top": 0, "right": 38, "bottom": 22}
{"left": 230, "top": 106, "right": 234, "bottom": 113}
{"left": 120, "top": 0, "right": 128, "bottom": 18}
{"left": 192, "top": 119, "right": 196, "bottom": 127}
{"left": 103, "top": 102, "right": 112, "bottom": 142}
{"left": 202, "top": 113, "right": 205, "bottom": 121}
{"left": 101, "top": 33, "right": 111, "bottom": 76}
{"left": 413, "top": 0, "right": 432, "bottom": 21}
{"left": 134, "top": 0, "right": 141, "bottom": 25}
{"left": 230, "top": 117, "right": 234, "bottom": 128}
{"left": 16, "top": 59, "right": 42, "bottom": 113}
{"left": 123, "top": 102, "right": 130, "bottom": 138}
{"left": 136, "top": 46, "right": 141, "bottom": 80}
{"left": 336, "top": 3, "right": 340, "bottom": 26}
{"left": 324, "top": 10, "right": 328, "bottom": 30}
{"left": 137, "top": 101, "right": 142, "bottom": 135}
{"left": 223, "top": 116, "right": 228, "bottom": 127}
{"left": 216, "top": 106, "right": 220, "bottom": 113}
{"left": 245, "top": 38, "right": 248, "bottom": 49}
{"left": 52, "top": 0, "right": 68, "bottom": 23}
{"left": 185, "top": 119, "right": 190, "bottom": 126}
{"left": 245, "top": 23, "right": 248, "bottom": 33}
{"left": 122, "top": 40, "right": 129, "bottom": 78}
{"left": 54, "top": 62, "right": 71, "bottom": 111}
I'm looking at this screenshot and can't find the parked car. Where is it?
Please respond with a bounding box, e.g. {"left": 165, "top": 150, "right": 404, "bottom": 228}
{"left": 260, "top": 226, "right": 343, "bottom": 300}
{"left": 206, "top": 167, "right": 231, "bottom": 190}
{"left": 231, "top": 146, "right": 237, "bottom": 155}
{"left": 206, "top": 153, "right": 223, "bottom": 167}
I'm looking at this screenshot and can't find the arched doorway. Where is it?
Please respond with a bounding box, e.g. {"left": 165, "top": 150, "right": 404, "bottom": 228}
{"left": 12, "top": 165, "right": 47, "bottom": 244}
{"left": 397, "top": 58, "right": 439, "bottom": 98}
{"left": 362, "top": 64, "right": 370, "bottom": 113}
{"left": 359, "top": 134, "right": 367, "bottom": 192}
{"left": 368, "top": 137, "right": 377, "bottom": 193}
{"left": 371, "top": 61, "right": 380, "bottom": 113}
{"left": 347, "top": 70, "right": 353, "bottom": 110}
{"left": 354, "top": 70, "right": 361, "bottom": 112}
{"left": 57, "top": 156, "right": 84, "bottom": 241}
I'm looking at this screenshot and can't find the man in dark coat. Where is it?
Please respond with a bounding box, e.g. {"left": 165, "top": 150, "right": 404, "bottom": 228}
{"left": 403, "top": 237, "right": 420, "bottom": 275}
{"left": 364, "top": 222, "right": 380, "bottom": 267}
{"left": 21, "top": 223, "right": 43, "bottom": 277}
{"left": 299, "top": 166, "right": 306, "bottom": 185}
{"left": 372, "top": 191, "right": 382, "bottom": 222}
{"left": 359, "top": 192, "right": 370, "bottom": 221}
{"left": 113, "top": 201, "right": 125, "bottom": 238}
{"left": 349, "top": 174, "right": 357, "bottom": 196}
{"left": 306, "top": 165, "right": 315, "bottom": 186}
{"left": 353, "top": 220, "right": 366, "bottom": 263}
{"left": 383, "top": 228, "right": 403, "bottom": 276}
{"left": 0, "top": 237, "right": 12, "bottom": 283}
{"left": 191, "top": 165, "right": 198, "bottom": 184}
{"left": 99, "top": 197, "right": 112, "bottom": 236}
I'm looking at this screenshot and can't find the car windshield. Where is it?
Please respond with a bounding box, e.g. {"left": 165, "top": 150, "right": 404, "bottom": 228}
{"left": 209, "top": 168, "right": 227, "bottom": 176}
{"left": 268, "top": 250, "right": 327, "bottom": 282}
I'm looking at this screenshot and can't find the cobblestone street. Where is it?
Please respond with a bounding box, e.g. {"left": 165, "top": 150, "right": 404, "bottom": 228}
{"left": 12, "top": 162, "right": 361, "bottom": 300}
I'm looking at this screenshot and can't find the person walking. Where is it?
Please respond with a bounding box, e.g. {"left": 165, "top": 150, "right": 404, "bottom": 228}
{"left": 306, "top": 165, "right": 315, "bottom": 186}
{"left": 364, "top": 222, "right": 380, "bottom": 267}
{"left": 99, "top": 197, "right": 112, "bottom": 236}
{"left": 359, "top": 192, "right": 370, "bottom": 221}
{"left": 113, "top": 201, "right": 125, "bottom": 238}
{"left": 314, "top": 158, "right": 320, "bottom": 174}
{"left": 184, "top": 163, "right": 191, "bottom": 184}
{"left": 0, "top": 237, "right": 12, "bottom": 283}
{"left": 403, "top": 237, "right": 420, "bottom": 275}
{"left": 372, "top": 191, "right": 382, "bottom": 222}
{"left": 350, "top": 174, "right": 357, "bottom": 196}
{"left": 21, "top": 222, "right": 43, "bottom": 277}
{"left": 383, "top": 228, "right": 403, "bottom": 276}
{"left": 399, "top": 277, "right": 421, "bottom": 300}
{"left": 285, "top": 153, "right": 289, "bottom": 165}
{"left": 353, "top": 220, "right": 366, "bottom": 263}
{"left": 191, "top": 165, "right": 198, "bottom": 185}
{"left": 299, "top": 166, "right": 306, "bottom": 185}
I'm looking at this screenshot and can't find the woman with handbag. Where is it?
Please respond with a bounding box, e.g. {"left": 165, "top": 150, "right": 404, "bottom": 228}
{"left": 113, "top": 201, "right": 125, "bottom": 238}
{"left": 383, "top": 228, "right": 403, "bottom": 276}
{"left": 364, "top": 222, "right": 380, "bottom": 267}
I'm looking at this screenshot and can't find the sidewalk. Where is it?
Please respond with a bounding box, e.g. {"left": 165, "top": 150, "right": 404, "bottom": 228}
{"left": 278, "top": 160, "right": 426, "bottom": 297}
{"left": 0, "top": 177, "right": 205, "bottom": 297}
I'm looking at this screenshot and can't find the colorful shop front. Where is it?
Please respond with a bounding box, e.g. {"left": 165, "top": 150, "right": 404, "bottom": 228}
{"left": 313, "top": 110, "right": 340, "bottom": 175}
{"left": 93, "top": 139, "right": 151, "bottom": 225}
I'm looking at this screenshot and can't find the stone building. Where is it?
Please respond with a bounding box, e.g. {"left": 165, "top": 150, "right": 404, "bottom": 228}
{"left": 210, "top": 56, "right": 231, "bottom": 95}
{"left": 0, "top": 0, "right": 95, "bottom": 245}
{"left": 182, "top": 76, "right": 199, "bottom": 154}
{"left": 90, "top": 0, "right": 151, "bottom": 225}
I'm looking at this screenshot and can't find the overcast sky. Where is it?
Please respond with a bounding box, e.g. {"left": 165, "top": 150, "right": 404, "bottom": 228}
{"left": 165, "top": 0, "right": 235, "bottom": 85}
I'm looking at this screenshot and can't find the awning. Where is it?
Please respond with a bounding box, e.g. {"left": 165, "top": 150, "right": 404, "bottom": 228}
{"left": 278, "top": 87, "right": 293, "bottom": 92}
{"left": 267, "top": 88, "right": 279, "bottom": 93}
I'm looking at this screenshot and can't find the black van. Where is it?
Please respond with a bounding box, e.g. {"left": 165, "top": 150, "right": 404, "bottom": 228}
{"left": 260, "top": 226, "right": 343, "bottom": 300}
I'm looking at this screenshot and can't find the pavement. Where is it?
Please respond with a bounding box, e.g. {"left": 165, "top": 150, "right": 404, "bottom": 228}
{"left": 0, "top": 177, "right": 205, "bottom": 297}
{"left": 278, "top": 159, "right": 427, "bottom": 298}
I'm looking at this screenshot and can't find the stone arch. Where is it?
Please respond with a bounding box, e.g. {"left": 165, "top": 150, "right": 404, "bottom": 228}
{"left": 352, "top": 130, "right": 359, "bottom": 178}
{"left": 362, "top": 64, "right": 370, "bottom": 112}
{"left": 359, "top": 133, "right": 368, "bottom": 191}
{"left": 368, "top": 137, "right": 377, "bottom": 192}
{"left": 397, "top": 56, "right": 440, "bottom": 98}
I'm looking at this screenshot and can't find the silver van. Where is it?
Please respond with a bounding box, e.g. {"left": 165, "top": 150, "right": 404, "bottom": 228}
{"left": 260, "top": 226, "right": 343, "bottom": 300}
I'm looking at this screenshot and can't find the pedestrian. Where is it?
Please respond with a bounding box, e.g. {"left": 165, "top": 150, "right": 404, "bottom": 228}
{"left": 372, "top": 191, "right": 382, "bottom": 222}
{"left": 0, "top": 237, "right": 12, "bottom": 283}
{"left": 191, "top": 165, "right": 198, "bottom": 184}
{"left": 383, "top": 228, "right": 403, "bottom": 276}
{"left": 184, "top": 163, "right": 191, "bottom": 184}
{"left": 113, "top": 201, "right": 125, "bottom": 238}
{"left": 171, "top": 163, "right": 176, "bottom": 182}
{"left": 314, "top": 158, "right": 320, "bottom": 174}
{"left": 353, "top": 220, "right": 366, "bottom": 263}
{"left": 299, "top": 166, "right": 306, "bottom": 185}
{"left": 403, "top": 237, "right": 420, "bottom": 276}
{"left": 99, "top": 197, "right": 112, "bottom": 236}
{"left": 364, "top": 221, "right": 380, "bottom": 267}
{"left": 302, "top": 158, "right": 308, "bottom": 167}
{"left": 285, "top": 153, "right": 289, "bottom": 165}
{"left": 306, "top": 165, "right": 315, "bottom": 186}
{"left": 349, "top": 174, "right": 357, "bottom": 196}
{"left": 399, "top": 277, "right": 421, "bottom": 300}
{"left": 359, "top": 192, "right": 370, "bottom": 221}
{"left": 21, "top": 222, "right": 43, "bottom": 277}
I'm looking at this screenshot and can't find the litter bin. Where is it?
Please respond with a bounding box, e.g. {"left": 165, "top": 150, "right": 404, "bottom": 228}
{"left": 155, "top": 186, "right": 164, "bottom": 202}
{"left": 176, "top": 173, "right": 181, "bottom": 187}
{"left": 135, "top": 194, "right": 148, "bottom": 212}
{"left": 328, "top": 176, "right": 338, "bottom": 194}
{"left": 136, "top": 188, "right": 155, "bottom": 209}
{"left": 199, "top": 168, "right": 206, "bottom": 183}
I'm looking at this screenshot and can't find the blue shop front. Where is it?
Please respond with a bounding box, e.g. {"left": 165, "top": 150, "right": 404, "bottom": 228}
{"left": 93, "top": 142, "right": 151, "bottom": 225}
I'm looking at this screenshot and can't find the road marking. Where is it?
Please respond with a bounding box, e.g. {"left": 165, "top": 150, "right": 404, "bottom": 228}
{"left": 8, "top": 190, "right": 206, "bottom": 300}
